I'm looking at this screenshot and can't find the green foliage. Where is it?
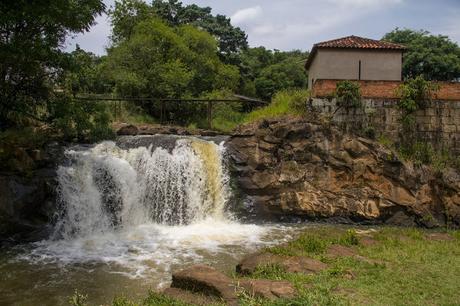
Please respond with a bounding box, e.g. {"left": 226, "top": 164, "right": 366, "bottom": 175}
{"left": 396, "top": 76, "right": 439, "bottom": 147}
{"left": 0, "top": 0, "right": 105, "bottom": 128}
{"left": 244, "top": 89, "right": 309, "bottom": 123}
{"left": 335, "top": 81, "right": 362, "bottom": 110}
{"left": 396, "top": 76, "right": 439, "bottom": 117}
{"left": 48, "top": 94, "right": 114, "bottom": 142}
{"left": 65, "top": 45, "right": 113, "bottom": 95}
{"left": 203, "top": 90, "right": 245, "bottom": 132}
{"left": 110, "top": 0, "right": 248, "bottom": 64}
{"left": 383, "top": 28, "right": 460, "bottom": 81}
{"left": 337, "top": 230, "right": 359, "bottom": 246}
{"left": 105, "top": 17, "right": 240, "bottom": 124}
{"left": 69, "top": 290, "right": 88, "bottom": 306}
{"left": 239, "top": 48, "right": 308, "bottom": 100}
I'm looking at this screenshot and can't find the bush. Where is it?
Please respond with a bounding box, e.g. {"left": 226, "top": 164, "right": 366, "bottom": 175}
{"left": 335, "top": 81, "right": 362, "bottom": 110}
{"left": 396, "top": 76, "right": 439, "bottom": 118}
{"left": 244, "top": 88, "right": 309, "bottom": 123}
{"left": 48, "top": 94, "right": 114, "bottom": 142}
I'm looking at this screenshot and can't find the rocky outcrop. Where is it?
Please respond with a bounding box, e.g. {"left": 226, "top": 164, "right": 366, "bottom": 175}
{"left": 0, "top": 143, "right": 64, "bottom": 243}
{"left": 228, "top": 117, "right": 460, "bottom": 227}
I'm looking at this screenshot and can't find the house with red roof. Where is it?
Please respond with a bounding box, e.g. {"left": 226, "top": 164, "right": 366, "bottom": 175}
{"left": 305, "top": 36, "right": 407, "bottom": 89}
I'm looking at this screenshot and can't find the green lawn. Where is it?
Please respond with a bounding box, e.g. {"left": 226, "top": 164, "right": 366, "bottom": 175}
{"left": 87, "top": 226, "right": 460, "bottom": 306}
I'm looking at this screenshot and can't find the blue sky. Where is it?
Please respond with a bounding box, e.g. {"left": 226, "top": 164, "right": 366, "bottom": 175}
{"left": 68, "top": 0, "right": 460, "bottom": 55}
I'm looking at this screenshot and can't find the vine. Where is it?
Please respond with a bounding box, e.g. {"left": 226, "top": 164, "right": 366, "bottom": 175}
{"left": 396, "top": 75, "right": 439, "bottom": 127}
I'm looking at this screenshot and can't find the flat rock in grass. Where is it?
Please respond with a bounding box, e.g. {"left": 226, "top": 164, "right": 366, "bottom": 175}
{"left": 171, "top": 265, "right": 238, "bottom": 304}
{"left": 238, "top": 279, "right": 296, "bottom": 300}
{"left": 327, "top": 245, "right": 384, "bottom": 265}
{"left": 359, "top": 237, "right": 378, "bottom": 247}
{"left": 162, "top": 287, "right": 222, "bottom": 306}
{"left": 426, "top": 233, "right": 454, "bottom": 241}
{"left": 236, "top": 252, "right": 327, "bottom": 275}
{"left": 326, "top": 245, "right": 358, "bottom": 258}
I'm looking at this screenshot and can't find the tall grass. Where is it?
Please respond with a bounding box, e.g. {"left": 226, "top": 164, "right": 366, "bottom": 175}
{"left": 243, "top": 89, "right": 309, "bottom": 123}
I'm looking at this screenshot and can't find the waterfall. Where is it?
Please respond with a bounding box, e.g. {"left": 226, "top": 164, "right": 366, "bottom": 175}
{"left": 53, "top": 136, "right": 230, "bottom": 239}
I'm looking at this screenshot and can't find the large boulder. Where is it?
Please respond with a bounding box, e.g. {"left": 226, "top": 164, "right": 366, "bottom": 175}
{"left": 227, "top": 117, "right": 460, "bottom": 227}
{"left": 238, "top": 279, "right": 296, "bottom": 300}
{"left": 171, "top": 265, "right": 238, "bottom": 304}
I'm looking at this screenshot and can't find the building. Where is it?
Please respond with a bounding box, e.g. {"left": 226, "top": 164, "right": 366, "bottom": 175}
{"left": 305, "top": 36, "right": 406, "bottom": 89}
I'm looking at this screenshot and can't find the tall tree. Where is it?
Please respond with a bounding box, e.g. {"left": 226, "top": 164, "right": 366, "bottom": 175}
{"left": 0, "top": 0, "right": 105, "bottom": 128}
{"left": 105, "top": 17, "right": 239, "bottom": 99}
{"left": 383, "top": 28, "right": 460, "bottom": 81}
{"left": 110, "top": 0, "right": 248, "bottom": 64}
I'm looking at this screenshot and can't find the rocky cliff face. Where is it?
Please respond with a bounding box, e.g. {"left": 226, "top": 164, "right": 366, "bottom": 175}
{"left": 228, "top": 117, "right": 460, "bottom": 227}
{"left": 0, "top": 143, "right": 63, "bottom": 243}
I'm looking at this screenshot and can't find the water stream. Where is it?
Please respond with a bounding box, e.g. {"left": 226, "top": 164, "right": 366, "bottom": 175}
{"left": 0, "top": 135, "right": 305, "bottom": 305}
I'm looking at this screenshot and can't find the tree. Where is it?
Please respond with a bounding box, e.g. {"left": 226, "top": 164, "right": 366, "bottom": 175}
{"left": 0, "top": 0, "right": 105, "bottom": 128}
{"left": 110, "top": 0, "right": 248, "bottom": 64}
{"left": 383, "top": 28, "right": 460, "bottom": 81}
{"left": 65, "top": 45, "right": 113, "bottom": 95}
{"left": 239, "top": 48, "right": 308, "bottom": 100}
{"left": 104, "top": 17, "right": 239, "bottom": 103}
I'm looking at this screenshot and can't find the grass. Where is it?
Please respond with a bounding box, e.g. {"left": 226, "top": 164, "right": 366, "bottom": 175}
{"left": 99, "top": 226, "right": 460, "bottom": 306}
{"left": 243, "top": 89, "right": 309, "bottom": 124}
{"left": 243, "top": 226, "right": 460, "bottom": 306}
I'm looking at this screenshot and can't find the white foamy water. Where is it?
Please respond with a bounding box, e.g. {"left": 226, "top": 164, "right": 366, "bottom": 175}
{"left": 1, "top": 136, "right": 306, "bottom": 305}
{"left": 18, "top": 137, "right": 295, "bottom": 278}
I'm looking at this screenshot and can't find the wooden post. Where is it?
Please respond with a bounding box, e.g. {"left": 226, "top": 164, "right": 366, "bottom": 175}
{"left": 160, "top": 100, "right": 165, "bottom": 124}
{"left": 207, "top": 100, "right": 212, "bottom": 129}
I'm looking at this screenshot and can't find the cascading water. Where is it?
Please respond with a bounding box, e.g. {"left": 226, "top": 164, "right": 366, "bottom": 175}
{"left": 53, "top": 137, "right": 230, "bottom": 239}
{"left": 0, "top": 135, "right": 303, "bottom": 305}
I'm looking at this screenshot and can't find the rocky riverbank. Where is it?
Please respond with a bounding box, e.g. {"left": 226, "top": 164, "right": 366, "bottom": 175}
{"left": 227, "top": 116, "right": 460, "bottom": 227}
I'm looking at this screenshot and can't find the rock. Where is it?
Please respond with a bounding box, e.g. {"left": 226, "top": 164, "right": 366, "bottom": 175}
{"left": 238, "top": 279, "right": 296, "bottom": 300}
{"left": 162, "top": 288, "right": 222, "bottom": 306}
{"left": 425, "top": 233, "right": 455, "bottom": 241}
{"left": 116, "top": 124, "right": 139, "bottom": 136}
{"left": 327, "top": 245, "right": 358, "bottom": 258}
{"left": 359, "top": 237, "right": 377, "bottom": 247}
{"left": 227, "top": 117, "right": 460, "bottom": 227}
{"left": 236, "top": 252, "right": 327, "bottom": 275}
{"left": 171, "top": 265, "right": 238, "bottom": 304}
{"left": 343, "top": 270, "right": 356, "bottom": 280}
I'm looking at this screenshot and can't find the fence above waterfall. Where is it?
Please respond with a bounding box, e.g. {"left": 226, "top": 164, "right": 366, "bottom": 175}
{"left": 74, "top": 95, "right": 268, "bottom": 129}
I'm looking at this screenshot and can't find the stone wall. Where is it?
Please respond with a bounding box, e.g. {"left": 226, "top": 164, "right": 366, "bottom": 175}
{"left": 310, "top": 98, "right": 460, "bottom": 153}
{"left": 312, "top": 79, "right": 460, "bottom": 100}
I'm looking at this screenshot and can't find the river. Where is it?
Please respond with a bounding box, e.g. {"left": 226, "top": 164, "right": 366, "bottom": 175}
{"left": 0, "top": 135, "right": 306, "bottom": 305}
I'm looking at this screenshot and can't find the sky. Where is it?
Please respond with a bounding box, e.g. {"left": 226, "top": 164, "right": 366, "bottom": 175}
{"left": 68, "top": 0, "right": 460, "bottom": 55}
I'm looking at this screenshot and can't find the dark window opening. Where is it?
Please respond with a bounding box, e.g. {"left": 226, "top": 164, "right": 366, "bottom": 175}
{"left": 358, "top": 60, "right": 362, "bottom": 80}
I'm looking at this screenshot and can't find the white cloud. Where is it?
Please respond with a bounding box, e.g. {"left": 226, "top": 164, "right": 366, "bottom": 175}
{"left": 327, "top": 0, "right": 403, "bottom": 8}
{"left": 231, "top": 6, "right": 263, "bottom": 25}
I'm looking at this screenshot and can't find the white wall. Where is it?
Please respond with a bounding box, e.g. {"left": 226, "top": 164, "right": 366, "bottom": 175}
{"left": 308, "top": 49, "right": 403, "bottom": 88}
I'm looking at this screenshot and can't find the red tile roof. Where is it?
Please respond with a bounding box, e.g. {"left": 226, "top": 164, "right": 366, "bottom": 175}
{"left": 305, "top": 35, "right": 406, "bottom": 69}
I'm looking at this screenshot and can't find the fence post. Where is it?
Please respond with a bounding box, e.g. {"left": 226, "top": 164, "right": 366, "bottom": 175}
{"left": 160, "top": 100, "right": 165, "bottom": 124}
{"left": 207, "top": 100, "right": 212, "bottom": 129}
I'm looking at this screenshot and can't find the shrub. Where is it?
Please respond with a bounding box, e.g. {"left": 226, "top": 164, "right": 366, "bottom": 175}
{"left": 48, "top": 94, "right": 114, "bottom": 142}
{"left": 396, "top": 76, "right": 439, "bottom": 123}
{"left": 244, "top": 88, "right": 309, "bottom": 123}
{"left": 335, "top": 81, "right": 362, "bottom": 110}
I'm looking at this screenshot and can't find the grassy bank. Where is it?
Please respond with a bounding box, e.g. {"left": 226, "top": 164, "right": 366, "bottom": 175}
{"left": 98, "top": 226, "right": 460, "bottom": 306}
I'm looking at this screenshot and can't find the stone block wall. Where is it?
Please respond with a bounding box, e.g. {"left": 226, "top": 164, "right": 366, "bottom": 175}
{"left": 312, "top": 79, "right": 460, "bottom": 100}
{"left": 311, "top": 98, "right": 460, "bottom": 153}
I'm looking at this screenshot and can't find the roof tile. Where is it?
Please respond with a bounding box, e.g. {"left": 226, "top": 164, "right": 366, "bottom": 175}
{"left": 315, "top": 35, "right": 406, "bottom": 50}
